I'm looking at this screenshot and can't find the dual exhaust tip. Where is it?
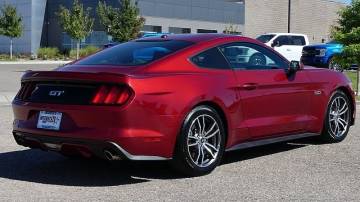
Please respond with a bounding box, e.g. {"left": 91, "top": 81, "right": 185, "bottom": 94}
{"left": 103, "top": 149, "right": 122, "bottom": 161}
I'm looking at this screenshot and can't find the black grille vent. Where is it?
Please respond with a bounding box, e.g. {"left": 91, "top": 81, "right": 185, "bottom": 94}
{"left": 302, "top": 47, "right": 319, "bottom": 56}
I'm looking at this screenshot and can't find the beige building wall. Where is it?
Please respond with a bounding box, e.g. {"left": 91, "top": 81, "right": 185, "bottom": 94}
{"left": 245, "top": 0, "right": 345, "bottom": 44}
{"left": 245, "top": 0, "right": 289, "bottom": 38}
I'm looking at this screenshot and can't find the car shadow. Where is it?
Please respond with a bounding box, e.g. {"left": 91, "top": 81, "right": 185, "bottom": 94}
{"left": 0, "top": 137, "right": 322, "bottom": 186}
{"left": 222, "top": 136, "right": 322, "bottom": 165}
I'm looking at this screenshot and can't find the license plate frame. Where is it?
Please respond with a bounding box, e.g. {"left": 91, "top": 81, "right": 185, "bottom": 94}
{"left": 37, "top": 111, "right": 62, "bottom": 131}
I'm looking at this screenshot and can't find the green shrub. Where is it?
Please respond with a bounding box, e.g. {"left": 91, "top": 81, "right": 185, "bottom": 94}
{"left": 69, "top": 45, "right": 100, "bottom": 59}
{"left": 0, "top": 53, "right": 34, "bottom": 61}
{"left": 0, "top": 54, "right": 11, "bottom": 61}
{"left": 37, "top": 47, "right": 60, "bottom": 60}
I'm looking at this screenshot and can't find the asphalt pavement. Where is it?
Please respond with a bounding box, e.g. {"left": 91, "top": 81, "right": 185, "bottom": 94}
{"left": 0, "top": 63, "right": 66, "bottom": 92}
{"left": 0, "top": 63, "right": 359, "bottom": 201}
{"left": 0, "top": 63, "right": 64, "bottom": 104}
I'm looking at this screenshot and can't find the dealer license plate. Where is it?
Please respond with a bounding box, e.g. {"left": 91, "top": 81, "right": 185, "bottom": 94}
{"left": 37, "top": 111, "right": 62, "bottom": 131}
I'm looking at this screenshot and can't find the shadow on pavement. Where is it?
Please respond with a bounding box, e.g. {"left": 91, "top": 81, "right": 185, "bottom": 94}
{"left": 0, "top": 137, "right": 321, "bottom": 186}
{"left": 222, "top": 138, "right": 316, "bottom": 165}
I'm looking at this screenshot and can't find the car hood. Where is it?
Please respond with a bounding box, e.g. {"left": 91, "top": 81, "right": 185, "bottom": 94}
{"left": 304, "top": 43, "right": 342, "bottom": 49}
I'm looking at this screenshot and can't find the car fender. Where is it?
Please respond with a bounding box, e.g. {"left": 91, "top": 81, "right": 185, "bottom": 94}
{"left": 304, "top": 68, "right": 354, "bottom": 132}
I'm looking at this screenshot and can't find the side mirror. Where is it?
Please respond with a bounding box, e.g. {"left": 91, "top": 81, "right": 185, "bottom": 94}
{"left": 272, "top": 41, "right": 281, "bottom": 48}
{"left": 287, "top": 61, "right": 301, "bottom": 75}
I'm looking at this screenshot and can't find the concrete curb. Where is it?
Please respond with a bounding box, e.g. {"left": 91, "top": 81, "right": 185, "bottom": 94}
{"left": 0, "top": 60, "right": 72, "bottom": 65}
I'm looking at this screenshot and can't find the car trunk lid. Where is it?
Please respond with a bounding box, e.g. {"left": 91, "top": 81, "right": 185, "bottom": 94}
{"left": 15, "top": 69, "right": 133, "bottom": 105}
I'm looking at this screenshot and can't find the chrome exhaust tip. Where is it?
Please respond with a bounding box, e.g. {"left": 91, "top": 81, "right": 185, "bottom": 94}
{"left": 104, "top": 149, "right": 122, "bottom": 161}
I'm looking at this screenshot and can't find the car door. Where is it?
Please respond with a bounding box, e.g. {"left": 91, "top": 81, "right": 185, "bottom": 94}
{"left": 190, "top": 46, "right": 251, "bottom": 145}
{"left": 272, "top": 35, "right": 294, "bottom": 61}
{"left": 219, "top": 42, "right": 313, "bottom": 140}
{"left": 288, "top": 35, "right": 307, "bottom": 62}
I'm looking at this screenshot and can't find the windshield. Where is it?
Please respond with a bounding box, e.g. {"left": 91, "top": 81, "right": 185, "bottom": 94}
{"left": 75, "top": 40, "right": 194, "bottom": 66}
{"left": 256, "top": 34, "right": 276, "bottom": 43}
{"left": 327, "top": 40, "right": 339, "bottom": 44}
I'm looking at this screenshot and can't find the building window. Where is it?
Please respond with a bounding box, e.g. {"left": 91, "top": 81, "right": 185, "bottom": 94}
{"left": 223, "top": 31, "right": 242, "bottom": 35}
{"left": 62, "top": 31, "right": 110, "bottom": 50}
{"left": 197, "top": 29, "right": 218, "bottom": 33}
{"left": 169, "top": 27, "right": 191, "bottom": 34}
{"left": 142, "top": 25, "right": 162, "bottom": 33}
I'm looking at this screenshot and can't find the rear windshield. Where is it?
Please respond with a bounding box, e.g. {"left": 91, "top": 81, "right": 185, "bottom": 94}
{"left": 327, "top": 40, "right": 339, "bottom": 44}
{"left": 75, "top": 40, "right": 194, "bottom": 66}
{"left": 256, "top": 34, "right": 275, "bottom": 43}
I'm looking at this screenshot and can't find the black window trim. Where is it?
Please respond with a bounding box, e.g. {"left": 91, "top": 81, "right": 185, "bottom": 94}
{"left": 188, "top": 41, "right": 289, "bottom": 71}
{"left": 189, "top": 46, "right": 232, "bottom": 70}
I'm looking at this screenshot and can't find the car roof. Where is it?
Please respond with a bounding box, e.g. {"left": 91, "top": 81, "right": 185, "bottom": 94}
{"left": 136, "top": 33, "right": 249, "bottom": 43}
{"left": 265, "top": 33, "right": 307, "bottom": 36}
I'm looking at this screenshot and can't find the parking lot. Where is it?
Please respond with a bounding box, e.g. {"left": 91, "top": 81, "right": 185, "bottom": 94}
{"left": 0, "top": 64, "right": 359, "bottom": 201}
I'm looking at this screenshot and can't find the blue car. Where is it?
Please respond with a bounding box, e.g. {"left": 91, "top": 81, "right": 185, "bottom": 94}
{"left": 103, "top": 42, "right": 120, "bottom": 49}
{"left": 103, "top": 32, "right": 173, "bottom": 49}
{"left": 140, "top": 32, "right": 172, "bottom": 38}
{"left": 301, "top": 41, "right": 343, "bottom": 70}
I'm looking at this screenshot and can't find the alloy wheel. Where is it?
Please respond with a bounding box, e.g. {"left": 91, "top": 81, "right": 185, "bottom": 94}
{"left": 328, "top": 96, "right": 350, "bottom": 138}
{"left": 186, "top": 114, "right": 221, "bottom": 168}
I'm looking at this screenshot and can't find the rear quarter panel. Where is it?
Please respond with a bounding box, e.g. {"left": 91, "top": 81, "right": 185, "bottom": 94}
{"left": 128, "top": 43, "right": 252, "bottom": 149}
{"left": 127, "top": 70, "right": 246, "bottom": 150}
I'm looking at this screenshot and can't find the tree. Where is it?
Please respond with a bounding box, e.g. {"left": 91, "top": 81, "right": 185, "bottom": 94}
{"left": 57, "top": 0, "right": 94, "bottom": 59}
{"left": 223, "top": 24, "right": 241, "bottom": 35}
{"left": 0, "top": 4, "right": 23, "bottom": 60}
{"left": 332, "top": 0, "right": 360, "bottom": 94}
{"left": 97, "top": 0, "right": 145, "bottom": 43}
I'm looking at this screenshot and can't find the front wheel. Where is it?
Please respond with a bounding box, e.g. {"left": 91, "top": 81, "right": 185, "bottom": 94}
{"left": 249, "top": 53, "right": 266, "bottom": 66}
{"left": 172, "top": 106, "right": 226, "bottom": 176}
{"left": 321, "top": 91, "right": 351, "bottom": 143}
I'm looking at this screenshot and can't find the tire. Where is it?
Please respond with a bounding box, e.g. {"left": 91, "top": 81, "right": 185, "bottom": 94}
{"left": 171, "top": 106, "right": 226, "bottom": 176}
{"left": 249, "top": 53, "right": 266, "bottom": 66}
{"left": 321, "top": 91, "right": 351, "bottom": 143}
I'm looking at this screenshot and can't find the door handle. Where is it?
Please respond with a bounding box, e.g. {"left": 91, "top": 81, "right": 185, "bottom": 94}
{"left": 241, "top": 83, "right": 258, "bottom": 90}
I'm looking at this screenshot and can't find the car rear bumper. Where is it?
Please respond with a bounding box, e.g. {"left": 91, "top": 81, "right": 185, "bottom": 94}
{"left": 12, "top": 100, "right": 181, "bottom": 159}
{"left": 13, "top": 131, "right": 169, "bottom": 160}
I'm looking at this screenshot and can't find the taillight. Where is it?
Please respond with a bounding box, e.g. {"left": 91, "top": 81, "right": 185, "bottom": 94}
{"left": 91, "top": 85, "right": 133, "bottom": 105}
{"left": 16, "top": 82, "right": 35, "bottom": 100}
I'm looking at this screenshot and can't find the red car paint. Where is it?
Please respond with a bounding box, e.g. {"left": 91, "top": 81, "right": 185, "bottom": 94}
{"left": 12, "top": 34, "right": 356, "bottom": 160}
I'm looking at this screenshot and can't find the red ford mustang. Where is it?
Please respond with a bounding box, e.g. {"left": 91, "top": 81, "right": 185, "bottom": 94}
{"left": 12, "top": 34, "right": 356, "bottom": 176}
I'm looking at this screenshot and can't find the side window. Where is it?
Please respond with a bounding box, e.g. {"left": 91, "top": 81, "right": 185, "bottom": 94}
{"left": 273, "top": 36, "right": 291, "bottom": 46}
{"left": 289, "top": 36, "right": 306, "bottom": 46}
{"left": 219, "top": 42, "right": 288, "bottom": 70}
{"left": 191, "top": 48, "right": 230, "bottom": 69}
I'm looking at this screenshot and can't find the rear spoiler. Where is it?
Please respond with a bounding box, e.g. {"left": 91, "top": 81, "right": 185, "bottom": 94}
{"left": 21, "top": 70, "right": 130, "bottom": 84}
